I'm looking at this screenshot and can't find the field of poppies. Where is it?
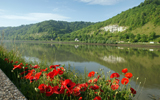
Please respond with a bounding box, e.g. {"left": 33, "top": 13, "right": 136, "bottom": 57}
{"left": 0, "top": 46, "right": 137, "bottom": 100}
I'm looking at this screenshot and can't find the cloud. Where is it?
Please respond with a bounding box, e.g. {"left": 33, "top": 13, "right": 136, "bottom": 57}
{"left": 78, "top": 0, "right": 123, "bottom": 5}
{"left": 0, "top": 9, "right": 5, "bottom": 12}
{"left": 0, "top": 13, "right": 70, "bottom": 21}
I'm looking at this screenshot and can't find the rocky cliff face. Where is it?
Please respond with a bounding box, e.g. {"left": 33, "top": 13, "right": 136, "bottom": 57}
{"left": 101, "top": 25, "right": 127, "bottom": 33}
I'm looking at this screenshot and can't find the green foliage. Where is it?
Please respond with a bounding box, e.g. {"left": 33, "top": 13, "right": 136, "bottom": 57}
{"left": 0, "top": 20, "right": 94, "bottom": 40}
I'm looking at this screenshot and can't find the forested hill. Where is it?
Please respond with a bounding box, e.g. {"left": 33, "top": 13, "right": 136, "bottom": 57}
{"left": 1, "top": 0, "right": 160, "bottom": 43}
{"left": 0, "top": 20, "right": 94, "bottom": 40}
{"left": 60, "top": 0, "right": 160, "bottom": 43}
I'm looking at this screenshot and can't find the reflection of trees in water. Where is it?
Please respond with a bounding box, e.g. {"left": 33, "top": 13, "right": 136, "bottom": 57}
{"left": 3, "top": 42, "right": 87, "bottom": 62}
{"left": 3, "top": 42, "right": 160, "bottom": 88}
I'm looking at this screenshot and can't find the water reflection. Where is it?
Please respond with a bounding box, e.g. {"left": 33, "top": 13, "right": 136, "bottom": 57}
{"left": 2, "top": 41, "right": 160, "bottom": 100}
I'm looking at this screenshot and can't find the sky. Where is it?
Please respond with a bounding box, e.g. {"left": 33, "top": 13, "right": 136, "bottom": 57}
{"left": 0, "top": 0, "right": 144, "bottom": 27}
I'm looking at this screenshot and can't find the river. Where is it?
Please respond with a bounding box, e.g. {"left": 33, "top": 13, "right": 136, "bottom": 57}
{"left": 2, "top": 41, "right": 160, "bottom": 100}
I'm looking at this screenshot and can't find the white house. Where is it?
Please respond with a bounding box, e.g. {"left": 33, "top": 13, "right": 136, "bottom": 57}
{"left": 75, "top": 38, "right": 79, "bottom": 41}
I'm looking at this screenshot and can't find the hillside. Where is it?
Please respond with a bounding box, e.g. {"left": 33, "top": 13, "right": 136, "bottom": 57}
{"left": 0, "top": 20, "right": 94, "bottom": 40}
{"left": 60, "top": 0, "right": 160, "bottom": 43}
{"left": 1, "top": 0, "right": 160, "bottom": 43}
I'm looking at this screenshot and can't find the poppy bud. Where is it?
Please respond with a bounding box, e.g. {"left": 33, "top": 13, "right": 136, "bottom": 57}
{"left": 17, "top": 75, "right": 20, "bottom": 78}
{"left": 136, "top": 77, "right": 139, "bottom": 80}
{"left": 35, "top": 88, "right": 40, "bottom": 92}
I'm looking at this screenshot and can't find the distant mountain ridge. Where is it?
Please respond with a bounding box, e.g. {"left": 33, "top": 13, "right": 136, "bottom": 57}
{"left": 0, "top": 20, "right": 95, "bottom": 40}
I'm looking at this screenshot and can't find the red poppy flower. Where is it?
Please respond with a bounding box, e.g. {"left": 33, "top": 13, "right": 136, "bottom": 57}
{"left": 94, "top": 96, "right": 101, "bottom": 100}
{"left": 79, "top": 97, "right": 82, "bottom": 100}
{"left": 88, "top": 71, "right": 95, "bottom": 78}
{"left": 130, "top": 87, "right": 136, "bottom": 94}
{"left": 125, "top": 72, "right": 133, "bottom": 78}
{"left": 38, "top": 84, "right": 47, "bottom": 93}
{"left": 15, "top": 61, "right": 18, "bottom": 64}
{"left": 88, "top": 79, "right": 92, "bottom": 84}
{"left": 62, "top": 79, "right": 76, "bottom": 93}
{"left": 112, "top": 79, "right": 120, "bottom": 84}
{"left": 49, "top": 64, "right": 60, "bottom": 69}
{"left": 121, "top": 78, "right": 129, "bottom": 85}
{"left": 32, "top": 65, "right": 40, "bottom": 68}
{"left": 13, "top": 64, "right": 22, "bottom": 70}
{"left": 46, "top": 85, "right": 53, "bottom": 96}
{"left": 89, "top": 84, "right": 99, "bottom": 90}
{"left": 53, "top": 85, "right": 65, "bottom": 94}
{"left": 19, "top": 71, "right": 27, "bottom": 76}
{"left": 24, "top": 69, "right": 35, "bottom": 79}
{"left": 97, "top": 75, "right": 101, "bottom": 79}
{"left": 93, "top": 78, "right": 98, "bottom": 83}
{"left": 111, "top": 84, "right": 119, "bottom": 90}
{"left": 26, "top": 64, "right": 28, "bottom": 66}
{"left": 77, "top": 83, "right": 88, "bottom": 92}
{"left": 122, "top": 68, "right": 128, "bottom": 73}
{"left": 47, "top": 69, "right": 58, "bottom": 79}
{"left": 24, "top": 67, "right": 28, "bottom": 70}
{"left": 57, "top": 68, "right": 63, "bottom": 75}
{"left": 110, "top": 73, "right": 120, "bottom": 78}
{"left": 4, "top": 58, "right": 9, "bottom": 61}
{"left": 72, "top": 87, "right": 81, "bottom": 96}
{"left": 29, "top": 72, "right": 42, "bottom": 83}
{"left": 60, "top": 67, "right": 65, "bottom": 71}
{"left": 10, "top": 60, "right": 13, "bottom": 63}
{"left": 40, "top": 68, "right": 48, "bottom": 72}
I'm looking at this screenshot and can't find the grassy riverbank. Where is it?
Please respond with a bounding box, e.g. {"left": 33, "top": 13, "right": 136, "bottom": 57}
{"left": 0, "top": 45, "right": 139, "bottom": 100}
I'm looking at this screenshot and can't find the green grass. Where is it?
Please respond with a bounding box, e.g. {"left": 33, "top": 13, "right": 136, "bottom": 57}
{"left": 131, "top": 22, "right": 160, "bottom": 35}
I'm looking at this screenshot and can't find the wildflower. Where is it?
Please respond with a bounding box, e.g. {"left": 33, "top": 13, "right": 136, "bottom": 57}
{"left": 77, "top": 83, "right": 88, "bottom": 92}
{"left": 93, "top": 78, "right": 98, "bottom": 83}
{"left": 110, "top": 73, "right": 120, "bottom": 78}
{"left": 88, "top": 79, "right": 92, "bottom": 83}
{"left": 53, "top": 85, "right": 65, "bottom": 94}
{"left": 15, "top": 61, "right": 18, "bottom": 64}
{"left": 62, "top": 79, "right": 76, "bottom": 93}
{"left": 38, "top": 84, "right": 47, "bottom": 93}
{"left": 49, "top": 64, "right": 60, "bottom": 69}
{"left": 130, "top": 87, "right": 136, "bottom": 94}
{"left": 24, "top": 67, "right": 28, "bottom": 70}
{"left": 72, "top": 87, "right": 81, "bottom": 96}
{"left": 10, "top": 60, "right": 13, "bottom": 63}
{"left": 94, "top": 96, "right": 101, "bottom": 100}
{"left": 121, "top": 78, "right": 129, "bottom": 85}
{"left": 88, "top": 71, "right": 95, "bottom": 78}
{"left": 32, "top": 65, "right": 40, "bottom": 69}
{"left": 112, "top": 79, "right": 120, "bottom": 84}
{"left": 46, "top": 85, "right": 53, "bottom": 96}
{"left": 122, "top": 68, "right": 128, "bottom": 73}
{"left": 4, "top": 58, "right": 9, "bottom": 63}
{"left": 89, "top": 84, "right": 99, "bottom": 90}
{"left": 13, "top": 63, "right": 23, "bottom": 70}
{"left": 19, "top": 71, "right": 27, "bottom": 76}
{"left": 40, "top": 68, "right": 48, "bottom": 72}
{"left": 29, "top": 72, "right": 42, "bottom": 83}
{"left": 46, "top": 69, "right": 58, "bottom": 79}
{"left": 79, "top": 97, "right": 82, "bottom": 100}
{"left": 111, "top": 84, "right": 119, "bottom": 90}
{"left": 125, "top": 72, "right": 133, "bottom": 79}
{"left": 57, "top": 68, "right": 63, "bottom": 75}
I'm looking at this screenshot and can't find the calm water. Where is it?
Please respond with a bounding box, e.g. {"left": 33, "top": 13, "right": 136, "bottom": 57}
{"left": 2, "top": 41, "right": 160, "bottom": 100}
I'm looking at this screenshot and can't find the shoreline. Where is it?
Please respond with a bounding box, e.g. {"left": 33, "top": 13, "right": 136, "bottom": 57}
{"left": 2, "top": 40, "right": 160, "bottom": 48}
